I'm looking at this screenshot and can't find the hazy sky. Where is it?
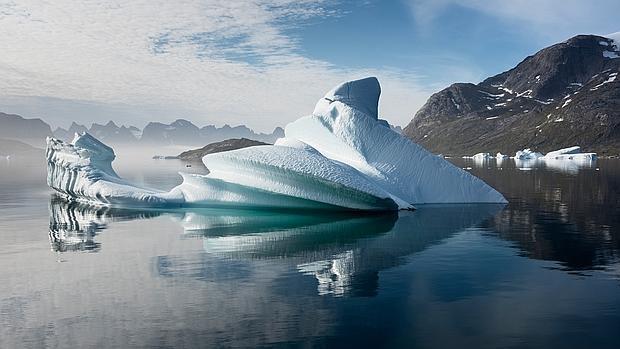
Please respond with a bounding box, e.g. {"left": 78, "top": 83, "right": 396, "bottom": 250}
{"left": 1, "top": 0, "right": 618, "bottom": 131}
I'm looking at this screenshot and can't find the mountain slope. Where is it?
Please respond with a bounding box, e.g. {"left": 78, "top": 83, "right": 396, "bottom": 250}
{"left": 54, "top": 118, "right": 284, "bottom": 146}
{"left": 0, "top": 112, "right": 52, "bottom": 147}
{"left": 89, "top": 121, "right": 140, "bottom": 143}
{"left": 403, "top": 34, "right": 620, "bottom": 155}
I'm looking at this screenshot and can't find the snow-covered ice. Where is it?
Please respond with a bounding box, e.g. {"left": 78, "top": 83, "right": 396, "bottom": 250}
{"left": 46, "top": 133, "right": 183, "bottom": 207}
{"left": 472, "top": 153, "right": 492, "bottom": 160}
{"left": 46, "top": 77, "right": 507, "bottom": 211}
{"left": 514, "top": 146, "right": 596, "bottom": 162}
{"left": 543, "top": 146, "right": 581, "bottom": 158}
{"left": 495, "top": 152, "right": 508, "bottom": 166}
{"left": 512, "top": 146, "right": 597, "bottom": 173}
{"left": 514, "top": 148, "right": 543, "bottom": 160}
{"left": 541, "top": 146, "right": 597, "bottom": 161}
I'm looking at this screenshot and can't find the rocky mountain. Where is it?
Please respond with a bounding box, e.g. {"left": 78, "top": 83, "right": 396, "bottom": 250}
{"left": 89, "top": 121, "right": 141, "bottom": 143}
{"left": 53, "top": 122, "right": 89, "bottom": 141}
{"left": 140, "top": 119, "right": 283, "bottom": 146}
{"left": 404, "top": 34, "right": 620, "bottom": 155}
{"left": 201, "top": 124, "right": 284, "bottom": 144}
{"left": 141, "top": 119, "right": 202, "bottom": 145}
{"left": 0, "top": 112, "right": 52, "bottom": 147}
{"left": 12, "top": 114, "right": 285, "bottom": 147}
{"left": 54, "top": 121, "right": 139, "bottom": 143}
{"left": 176, "top": 138, "right": 268, "bottom": 162}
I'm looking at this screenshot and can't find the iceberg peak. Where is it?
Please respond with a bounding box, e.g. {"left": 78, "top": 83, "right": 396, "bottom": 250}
{"left": 314, "top": 77, "right": 381, "bottom": 119}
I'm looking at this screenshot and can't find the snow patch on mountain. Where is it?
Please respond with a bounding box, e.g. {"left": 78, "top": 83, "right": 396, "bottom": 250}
{"left": 603, "top": 32, "right": 620, "bottom": 58}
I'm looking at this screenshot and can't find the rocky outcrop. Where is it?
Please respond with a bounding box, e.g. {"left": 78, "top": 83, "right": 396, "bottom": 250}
{"left": 176, "top": 138, "right": 268, "bottom": 162}
{"left": 0, "top": 112, "right": 52, "bottom": 147}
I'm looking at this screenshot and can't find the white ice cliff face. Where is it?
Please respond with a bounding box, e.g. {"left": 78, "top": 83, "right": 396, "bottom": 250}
{"left": 46, "top": 134, "right": 184, "bottom": 206}
{"left": 46, "top": 77, "right": 507, "bottom": 210}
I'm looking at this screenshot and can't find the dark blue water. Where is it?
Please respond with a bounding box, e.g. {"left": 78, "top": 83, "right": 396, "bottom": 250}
{"left": 1, "top": 155, "right": 619, "bottom": 348}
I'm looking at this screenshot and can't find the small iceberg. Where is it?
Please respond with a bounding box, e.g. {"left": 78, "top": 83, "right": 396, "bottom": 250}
{"left": 495, "top": 152, "right": 509, "bottom": 166}
{"left": 473, "top": 152, "right": 493, "bottom": 160}
{"left": 514, "top": 148, "right": 543, "bottom": 160}
{"left": 462, "top": 152, "right": 494, "bottom": 160}
{"left": 46, "top": 77, "right": 507, "bottom": 211}
{"left": 461, "top": 152, "right": 493, "bottom": 168}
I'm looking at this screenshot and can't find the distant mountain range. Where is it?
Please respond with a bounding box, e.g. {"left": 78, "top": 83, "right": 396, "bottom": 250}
{"left": 404, "top": 34, "right": 620, "bottom": 155}
{"left": 0, "top": 113, "right": 284, "bottom": 147}
{"left": 139, "top": 119, "right": 283, "bottom": 146}
{"left": 0, "top": 112, "right": 52, "bottom": 147}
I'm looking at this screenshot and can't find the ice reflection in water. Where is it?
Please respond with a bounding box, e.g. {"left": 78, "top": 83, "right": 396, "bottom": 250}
{"left": 466, "top": 156, "right": 598, "bottom": 174}
{"left": 48, "top": 197, "right": 503, "bottom": 297}
{"left": 48, "top": 195, "right": 160, "bottom": 252}
{"left": 18, "top": 157, "right": 620, "bottom": 348}
{"left": 514, "top": 158, "right": 597, "bottom": 173}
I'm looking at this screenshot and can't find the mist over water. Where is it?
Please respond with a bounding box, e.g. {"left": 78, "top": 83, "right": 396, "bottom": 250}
{"left": 1, "top": 154, "right": 619, "bottom": 348}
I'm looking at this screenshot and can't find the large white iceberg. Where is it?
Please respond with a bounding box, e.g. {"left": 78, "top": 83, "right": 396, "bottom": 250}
{"left": 540, "top": 146, "right": 597, "bottom": 161}
{"left": 512, "top": 145, "right": 597, "bottom": 173}
{"left": 46, "top": 77, "right": 507, "bottom": 210}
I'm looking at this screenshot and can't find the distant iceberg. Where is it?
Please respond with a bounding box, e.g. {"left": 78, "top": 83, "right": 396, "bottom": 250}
{"left": 514, "top": 148, "right": 543, "bottom": 160}
{"left": 462, "top": 152, "right": 492, "bottom": 160}
{"left": 46, "top": 77, "right": 507, "bottom": 211}
{"left": 513, "top": 146, "right": 596, "bottom": 162}
{"left": 512, "top": 146, "right": 597, "bottom": 173}
{"left": 540, "top": 146, "right": 597, "bottom": 161}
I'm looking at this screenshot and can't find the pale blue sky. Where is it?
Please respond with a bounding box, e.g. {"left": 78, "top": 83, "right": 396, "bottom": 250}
{"left": 0, "top": 0, "right": 618, "bottom": 131}
{"left": 292, "top": 0, "right": 620, "bottom": 85}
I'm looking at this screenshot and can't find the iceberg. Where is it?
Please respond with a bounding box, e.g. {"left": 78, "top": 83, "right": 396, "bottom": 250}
{"left": 46, "top": 77, "right": 507, "bottom": 211}
{"left": 540, "top": 146, "right": 597, "bottom": 174}
{"left": 512, "top": 145, "right": 597, "bottom": 173}
{"left": 541, "top": 146, "right": 597, "bottom": 161}
{"left": 461, "top": 152, "right": 492, "bottom": 160}
{"left": 495, "top": 152, "right": 509, "bottom": 166}
{"left": 462, "top": 152, "right": 493, "bottom": 168}
{"left": 513, "top": 148, "right": 543, "bottom": 160}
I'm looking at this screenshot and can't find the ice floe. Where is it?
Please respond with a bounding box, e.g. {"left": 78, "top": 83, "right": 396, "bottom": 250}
{"left": 541, "top": 146, "right": 597, "bottom": 161}
{"left": 46, "top": 77, "right": 507, "bottom": 210}
{"left": 513, "top": 146, "right": 597, "bottom": 173}
{"left": 514, "top": 148, "right": 543, "bottom": 160}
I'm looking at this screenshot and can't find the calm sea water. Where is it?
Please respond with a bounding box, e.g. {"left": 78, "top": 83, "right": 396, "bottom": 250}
{"left": 1, "top": 154, "right": 619, "bottom": 348}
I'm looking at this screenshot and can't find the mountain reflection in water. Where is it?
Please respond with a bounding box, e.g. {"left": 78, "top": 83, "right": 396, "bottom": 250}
{"left": 465, "top": 158, "right": 620, "bottom": 272}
